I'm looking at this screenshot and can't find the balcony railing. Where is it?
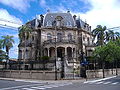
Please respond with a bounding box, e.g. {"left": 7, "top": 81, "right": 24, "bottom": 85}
{"left": 43, "top": 38, "right": 76, "bottom": 45}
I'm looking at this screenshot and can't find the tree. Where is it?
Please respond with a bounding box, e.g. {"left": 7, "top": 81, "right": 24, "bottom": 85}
{"left": 0, "top": 39, "right": 3, "bottom": 49}
{"left": 93, "top": 41, "right": 120, "bottom": 77}
{"left": 18, "top": 25, "right": 32, "bottom": 41}
{"left": 1, "top": 35, "right": 14, "bottom": 57}
{"left": 0, "top": 49, "right": 7, "bottom": 62}
{"left": 106, "top": 30, "right": 120, "bottom": 42}
{"left": 106, "top": 41, "right": 120, "bottom": 75}
{"left": 0, "top": 36, "right": 14, "bottom": 69}
{"left": 93, "top": 45, "right": 108, "bottom": 78}
{"left": 18, "top": 25, "right": 32, "bottom": 69}
{"left": 92, "top": 25, "right": 107, "bottom": 46}
{"left": 0, "top": 39, "right": 7, "bottom": 62}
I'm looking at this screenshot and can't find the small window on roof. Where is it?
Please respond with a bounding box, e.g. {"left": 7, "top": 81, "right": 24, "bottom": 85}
{"left": 47, "top": 21, "right": 52, "bottom": 26}
{"left": 67, "top": 21, "right": 71, "bottom": 26}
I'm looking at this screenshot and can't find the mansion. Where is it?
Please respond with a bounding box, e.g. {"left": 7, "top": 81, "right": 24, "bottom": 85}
{"left": 18, "top": 11, "right": 95, "bottom": 73}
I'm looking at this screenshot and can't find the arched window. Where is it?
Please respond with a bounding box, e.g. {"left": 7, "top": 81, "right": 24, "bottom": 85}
{"left": 19, "top": 50, "right": 22, "bottom": 59}
{"left": 26, "top": 49, "right": 29, "bottom": 59}
{"left": 68, "top": 33, "right": 72, "bottom": 41}
{"left": 47, "top": 33, "right": 52, "bottom": 41}
{"left": 57, "top": 33, "right": 63, "bottom": 42}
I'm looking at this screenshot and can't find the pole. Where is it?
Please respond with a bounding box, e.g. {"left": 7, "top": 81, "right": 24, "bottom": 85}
{"left": 24, "top": 33, "right": 26, "bottom": 70}
{"left": 55, "top": 26, "right": 57, "bottom": 80}
{"left": 115, "top": 59, "right": 118, "bottom": 75}
{"left": 79, "top": 32, "right": 84, "bottom": 77}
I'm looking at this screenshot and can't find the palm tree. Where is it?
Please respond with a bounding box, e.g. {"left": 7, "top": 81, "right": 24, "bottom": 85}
{"left": 0, "top": 50, "right": 7, "bottom": 61}
{"left": 1, "top": 35, "right": 14, "bottom": 69}
{"left": 1, "top": 35, "right": 14, "bottom": 56}
{"left": 114, "top": 32, "right": 120, "bottom": 40}
{"left": 106, "top": 30, "right": 120, "bottom": 42}
{"left": 92, "top": 25, "right": 107, "bottom": 78}
{"left": 19, "top": 25, "right": 32, "bottom": 41}
{"left": 0, "top": 39, "right": 3, "bottom": 49}
{"left": 18, "top": 25, "right": 32, "bottom": 70}
{"left": 92, "top": 25, "right": 107, "bottom": 46}
{"left": 0, "top": 39, "right": 7, "bottom": 61}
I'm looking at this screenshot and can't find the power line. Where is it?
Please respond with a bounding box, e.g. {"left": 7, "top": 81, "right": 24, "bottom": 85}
{"left": 107, "top": 26, "right": 120, "bottom": 30}
{"left": 0, "top": 18, "right": 22, "bottom": 25}
{"left": 0, "top": 24, "right": 19, "bottom": 30}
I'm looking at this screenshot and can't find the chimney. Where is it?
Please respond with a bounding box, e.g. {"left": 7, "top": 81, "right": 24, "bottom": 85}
{"left": 40, "top": 14, "right": 44, "bottom": 24}
{"left": 73, "top": 15, "right": 77, "bottom": 21}
{"left": 67, "top": 10, "right": 70, "bottom": 13}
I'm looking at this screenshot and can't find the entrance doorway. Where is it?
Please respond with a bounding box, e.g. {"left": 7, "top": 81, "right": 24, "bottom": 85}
{"left": 57, "top": 47, "right": 65, "bottom": 78}
{"left": 57, "top": 47, "right": 65, "bottom": 58}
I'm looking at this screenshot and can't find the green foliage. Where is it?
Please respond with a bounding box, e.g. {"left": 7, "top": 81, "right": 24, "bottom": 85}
{"left": 93, "top": 40, "right": 120, "bottom": 63}
{"left": 0, "top": 39, "right": 3, "bottom": 49}
{"left": 0, "top": 49, "right": 7, "bottom": 61}
{"left": 1, "top": 35, "right": 14, "bottom": 55}
{"left": 92, "top": 25, "right": 107, "bottom": 46}
{"left": 42, "top": 56, "right": 50, "bottom": 61}
{"left": 92, "top": 25, "right": 120, "bottom": 46}
{"left": 86, "top": 56, "right": 94, "bottom": 62}
{"left": 41, "top": 56, "right": 50, "bottom": 70}
{"left": 18, "top": 25, "right": 32, "bottom": 41}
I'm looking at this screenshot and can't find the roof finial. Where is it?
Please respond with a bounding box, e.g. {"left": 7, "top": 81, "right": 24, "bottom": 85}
{"left": 47, "top": 9, "right": 50, "bottom": 13}
{"left": 67, "top": 9, "right": 70, "bottom": 13}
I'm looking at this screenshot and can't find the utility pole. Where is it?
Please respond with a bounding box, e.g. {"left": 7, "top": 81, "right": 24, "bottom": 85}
{"left": 78, "top": 29, "right": 87, "bottom": 78}
{"left": 54, "top": 21, "right": 57, "bottom": 80}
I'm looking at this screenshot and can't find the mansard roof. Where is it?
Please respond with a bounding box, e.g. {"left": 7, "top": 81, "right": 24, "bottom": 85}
{"left": 25, "top": 12, "right": 91, "bottom": 32}
{"left": 43, "top": 12, "right": 76, "bottom": 27}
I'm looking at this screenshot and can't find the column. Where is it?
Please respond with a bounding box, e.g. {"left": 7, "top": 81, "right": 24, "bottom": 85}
{"left": 65, "top": 47, "right": 67, "bottom": 59}
{"left": 72, "top": 48, "right": 74, "bottom": 58}
{"left": 48, "top": 48, "right": 50, "bottom": 57}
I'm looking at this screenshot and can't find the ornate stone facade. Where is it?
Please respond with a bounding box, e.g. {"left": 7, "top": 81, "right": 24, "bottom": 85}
{"left": 18, "top": 11, "right": 95, "bottom": 70}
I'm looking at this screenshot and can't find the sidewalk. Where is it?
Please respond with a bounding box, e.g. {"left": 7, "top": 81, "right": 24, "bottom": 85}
{"left": 0, "top": 77, "right": 86, "bottom": 84}
{"left": 0, "top": 75, "right": 117, "bottom": 84}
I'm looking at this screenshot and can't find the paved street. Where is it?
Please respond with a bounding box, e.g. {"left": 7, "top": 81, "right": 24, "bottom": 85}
{"left": 0, "top": 76, "right": 120, "bottom": 90}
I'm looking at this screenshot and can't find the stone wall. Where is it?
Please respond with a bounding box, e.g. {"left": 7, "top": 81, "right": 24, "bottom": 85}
{"left": 86, "top": 68, "right": 120, "bottom": 78}
{"left": 0, "top": 70, "right": 61, "bottom": 80}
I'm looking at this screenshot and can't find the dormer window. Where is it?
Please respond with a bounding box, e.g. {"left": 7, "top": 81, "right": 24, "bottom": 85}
{"left": 67, "top": 21, "right": 71, "bottom": 27}
{"left": 55, "top": 16, "right": 63, "bottom": 27}
{"left": 47, "top": 21, "right": 52, "bottom": 26}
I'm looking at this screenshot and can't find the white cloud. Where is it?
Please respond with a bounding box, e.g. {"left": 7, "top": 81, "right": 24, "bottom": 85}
{"left": 0, "top": 8, "right": 22, "bottom": 28}
{"left": 0, "top": 8, "right": 21, "bottom": 59}
{"left": 9, "top": 43, "right": 18, "bottom": 59}
{"left": 39, "top": 0, "right": 49, "bottom": 9}
{"left": 77, "top": 0, "right": 120, "bottom": 31}
{"left": 0, "top": 0, "right": 34, "bottom": 12}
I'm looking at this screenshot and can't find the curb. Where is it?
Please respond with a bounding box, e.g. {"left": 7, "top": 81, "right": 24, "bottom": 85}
{"left": 84, "top": 76, "right": 117, "bottom": 83}
{"left": 0, "top": 77, "right": 86, "bottom": 84}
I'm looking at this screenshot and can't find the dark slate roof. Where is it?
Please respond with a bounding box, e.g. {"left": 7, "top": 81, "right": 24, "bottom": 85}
{"left": 76, "top": 19, "right": 91, "bottom": 32}
{"left": 25, "top": 12, "right": 91, "bottom": 32}
{"left": 43, "top": 12, "right": 76, "bottom": 27}
{"left": 26, "top": 19, "right": 41, "bottom": 29}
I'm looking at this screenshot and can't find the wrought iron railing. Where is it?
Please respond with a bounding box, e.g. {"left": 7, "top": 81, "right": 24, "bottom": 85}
{"left": 43, "top": 38, "right": 76, "bottom": 45}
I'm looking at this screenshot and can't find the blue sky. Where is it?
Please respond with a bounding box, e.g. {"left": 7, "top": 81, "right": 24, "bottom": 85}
{"left": 0, "top": 0, "right": 120, "bottom": 59}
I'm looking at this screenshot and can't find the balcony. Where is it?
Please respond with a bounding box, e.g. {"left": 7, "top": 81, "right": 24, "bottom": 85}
{"left": 43, "top": 38, "right": 76, "bottom": 45}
